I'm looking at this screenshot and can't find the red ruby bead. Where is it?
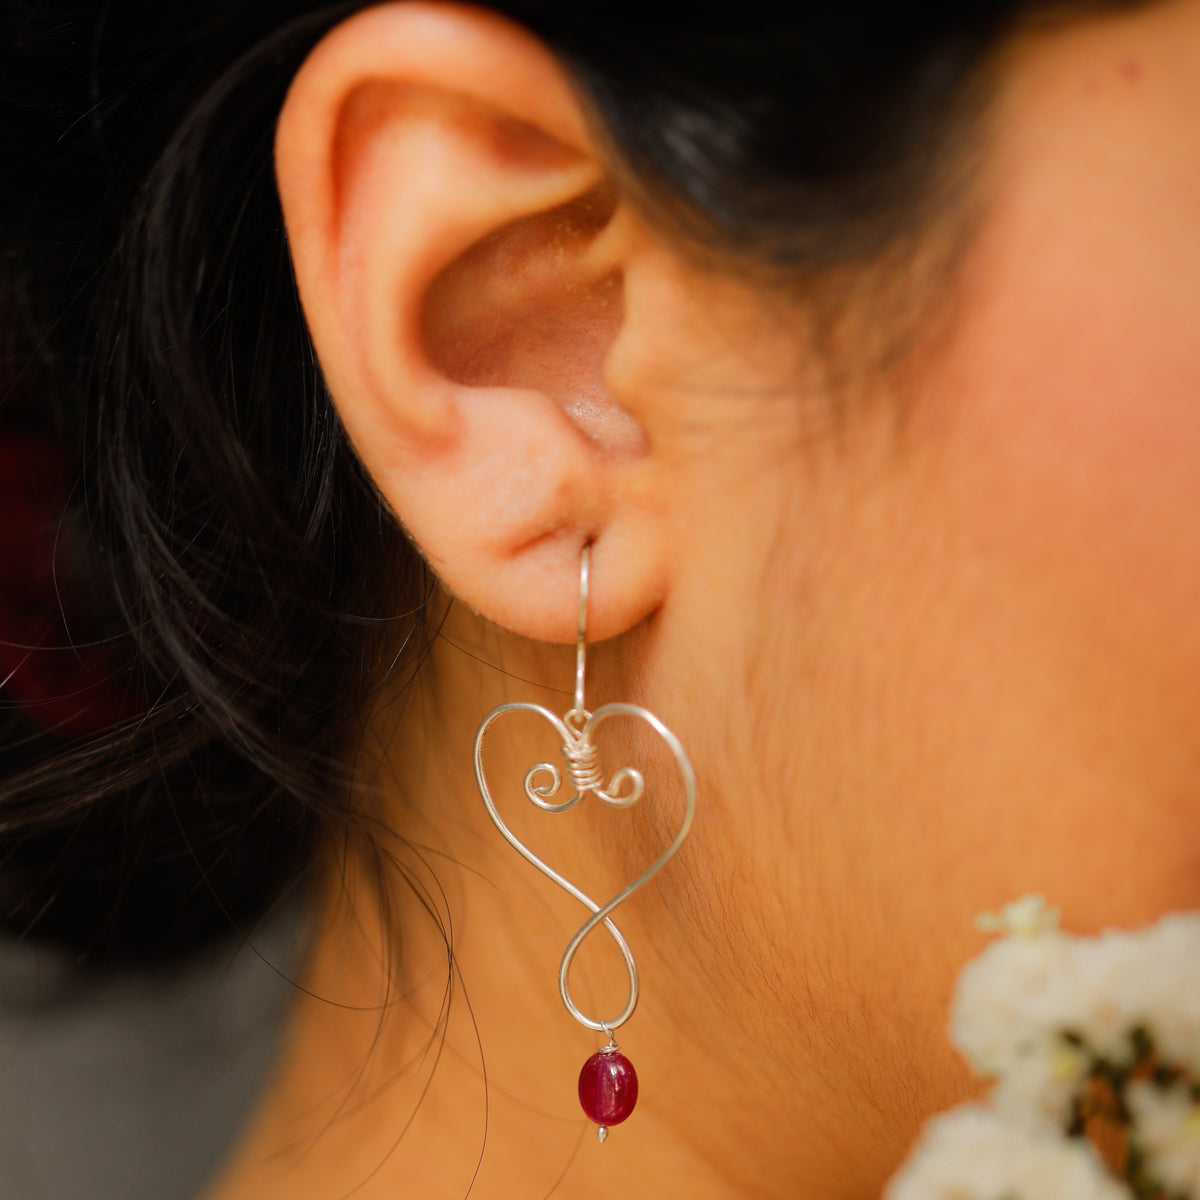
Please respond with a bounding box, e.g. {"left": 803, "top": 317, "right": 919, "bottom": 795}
{"left": 578, "top": 1049, "right": 638, "bottom": 1127}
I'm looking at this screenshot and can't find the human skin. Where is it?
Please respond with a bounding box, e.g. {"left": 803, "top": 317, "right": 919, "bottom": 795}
{"left": 205, "top": 1, "right": 1200, "bottom": 1197}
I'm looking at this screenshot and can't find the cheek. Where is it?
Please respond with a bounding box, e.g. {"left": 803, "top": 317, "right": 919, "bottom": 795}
{"left": 714, "top": 25, "right": 1200, "bottom": 1083}
{"left": 934, "top": 93, "right": 1200, "bottom": 833}
{"left": 897, "top": 272, "right": 1200, "bottom": 919}
{"left": 860, "top": 13, "right": 1200, "bottom": 932}
{"left": 632, "top": 5, "right": 1200, "bottom": 1121}
{"left": 947, "top": 77, "right": 1200, "bottom": 693}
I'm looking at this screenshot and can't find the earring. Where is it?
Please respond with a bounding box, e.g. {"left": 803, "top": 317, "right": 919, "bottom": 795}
{"left": 473, "top": 544, "right": 696, "bottom": 1142}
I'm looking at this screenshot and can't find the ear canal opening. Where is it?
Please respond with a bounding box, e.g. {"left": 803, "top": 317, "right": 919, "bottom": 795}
{"left": 421, "top": 184, "right": 647, "bottom": 459}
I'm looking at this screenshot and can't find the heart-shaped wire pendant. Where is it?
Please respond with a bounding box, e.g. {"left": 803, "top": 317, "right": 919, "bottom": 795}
{"left": 473, "top": 697, "right": 696, "bottom": 1033}
{"left": 472, "top": 547, "right": 696, "bottom": 1140}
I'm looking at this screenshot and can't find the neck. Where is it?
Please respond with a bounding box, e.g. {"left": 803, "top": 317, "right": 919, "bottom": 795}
{"left": 202, "top": 602, "right": 907, "bottom": 1200}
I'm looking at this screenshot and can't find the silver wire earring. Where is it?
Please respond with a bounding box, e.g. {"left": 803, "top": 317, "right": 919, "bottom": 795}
{"left": 473, "top": 544, "right": 696, "bottom": 1142}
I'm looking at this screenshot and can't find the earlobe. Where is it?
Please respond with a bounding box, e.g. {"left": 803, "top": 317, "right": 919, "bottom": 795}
{"left": 275, "top": 1, "right": 669, "bottom": 642}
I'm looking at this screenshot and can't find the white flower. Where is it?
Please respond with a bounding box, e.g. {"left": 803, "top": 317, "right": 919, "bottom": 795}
{"left": 1127, "top": 1081, "right": 1200, "bottom": 1198}
{"left": 987, "top": 1031, "right": 1091, "bottom": 1130}
{"left": 1107, "top": 916, "right": 1200, "bottom": 1071}
{"left": 950, "top": 908, "right": 1200, "bottom": 1128}
{"left": 976, "top": 895, "right": 1062, "bottom": 939}
{"left": 884, "top": 1107, "right": 1131, "bottom": 1200}
{"left": 886, "top": 905, "right": 1200, "bottom": 1200}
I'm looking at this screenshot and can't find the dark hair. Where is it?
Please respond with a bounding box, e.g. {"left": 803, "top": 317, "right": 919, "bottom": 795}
{"left": 0, "top": 0, "right": 1138, "bottom": 964}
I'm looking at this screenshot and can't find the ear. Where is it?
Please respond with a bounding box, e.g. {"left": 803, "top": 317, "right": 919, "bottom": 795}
{"left": 275, "top": 1, "right": 671, "bottom": 642}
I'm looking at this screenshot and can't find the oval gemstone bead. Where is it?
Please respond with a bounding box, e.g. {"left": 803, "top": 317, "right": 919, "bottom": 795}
{"left": 578, "top": 1048, "right": 638, "bottom": 1127}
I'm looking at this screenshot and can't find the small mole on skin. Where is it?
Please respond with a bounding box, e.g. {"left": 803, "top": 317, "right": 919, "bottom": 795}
{"left": 1120, "top": 58, "right": 1143, "bottom": 84}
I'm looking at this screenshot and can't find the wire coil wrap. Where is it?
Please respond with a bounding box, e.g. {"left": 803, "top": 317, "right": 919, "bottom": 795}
{"left": 474, "top": 700, "right": 695, "bottom": 1033}
{"left": 563, "top": 731, "right": 604, "bottom": 794}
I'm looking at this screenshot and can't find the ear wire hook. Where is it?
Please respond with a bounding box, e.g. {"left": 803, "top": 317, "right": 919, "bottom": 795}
{"left": 569, "top": 543, "right": 591, "bottom": 724}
